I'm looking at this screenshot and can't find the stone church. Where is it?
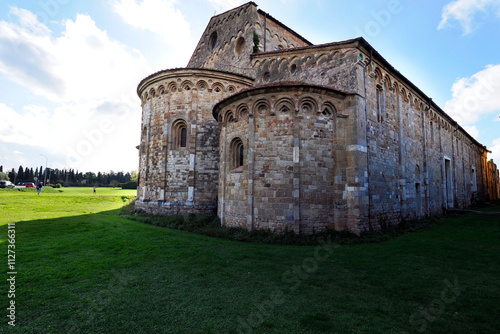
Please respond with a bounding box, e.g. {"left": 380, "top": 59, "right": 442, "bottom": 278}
{"left": 135, "top": 2, "right": 499, "bottom": 234}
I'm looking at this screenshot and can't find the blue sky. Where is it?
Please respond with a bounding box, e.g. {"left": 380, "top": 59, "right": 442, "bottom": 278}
{"left": 0, "top": 0, "right": 499, "bottom": 173}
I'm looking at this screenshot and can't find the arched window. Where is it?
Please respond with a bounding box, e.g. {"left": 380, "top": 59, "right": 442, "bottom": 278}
{"left": 142, "top": 126, "right": 147, "bottom": 143}
{"left": 173, "top": 120, "right": 187, "bottom": 149}
{"left": 235, "top": 37, "right": 245, "bottom": 55}
{"left": 230, "top": 138, "right": 244, "bottom": 169}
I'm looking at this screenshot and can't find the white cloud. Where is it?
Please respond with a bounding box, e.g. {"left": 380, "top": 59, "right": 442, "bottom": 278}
{"left": 113, "top": 0, "right": 190, "bottom": 44}
{"left": 0, "top": 104, "right": 34, "bottom": 147}
{"left": 0, "top": 8, "right": 151, "bottom": 102}
{"left": 462, "top": 125, "right": 479, "bottom": 139}
{"left": 208, "top": 0, "right": 245, "bottom": 12}
{"left": 443, "top": 64, "right": 500, "bottom": 125}
{"left": 0, "top": 7, "right": 151, "bottom": 172}
{"left": 8, "top": 6, "right": 51, "bottom": 36}
{"left": 490, "top": 137, "right": 500, "bottom": 163}
{"left": 438, "top": 0, "right": 500, "bottom": 34}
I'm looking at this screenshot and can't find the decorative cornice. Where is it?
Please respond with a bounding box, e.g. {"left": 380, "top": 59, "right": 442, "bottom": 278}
{"left": 137, "top": 68, "right": 254, "bottom": 97}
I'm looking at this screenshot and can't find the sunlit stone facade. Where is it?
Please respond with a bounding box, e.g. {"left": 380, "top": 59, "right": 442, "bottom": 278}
{"left": 136, "top": 2, "right": 499, "bottom": 233}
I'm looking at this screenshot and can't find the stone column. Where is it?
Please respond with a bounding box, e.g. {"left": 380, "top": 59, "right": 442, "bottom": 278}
{"left": 187, "top": 90, "right": 198, "bottom": 203}
{"left": 292, "top": 112, "right": 301, "bottom": 234}
{"left": 422, "top": 107, "right": 429, "bottom": 215}
{"left": 397, "top": 89, "right": 406, "bottom": 218}
{"left": 247, "top": 113, "right": 255, "bottom": 230}
{"left": 219, "top": 126, "right": 227, "bottom": 224}
{"left": 143, "top": 99, "right": 152, "bottom": 201}
{"left": 345, "top": 94, "right": 369, "bottom": 234}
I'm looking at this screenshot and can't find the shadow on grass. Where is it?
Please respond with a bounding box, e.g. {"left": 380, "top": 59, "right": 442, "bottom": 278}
{"left": 118, "top": 200, "right": 500, "bottom": 246}
{"left": 1, "top": 200, "right": 499, "bottom": 334}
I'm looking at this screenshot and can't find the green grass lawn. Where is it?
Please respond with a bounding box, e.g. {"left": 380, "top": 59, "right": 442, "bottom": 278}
{"left": 0, "top": 187, "right": 136, "bottom": 224}
{"left": 0, "top": 188, "right": 499, "bottom": 333}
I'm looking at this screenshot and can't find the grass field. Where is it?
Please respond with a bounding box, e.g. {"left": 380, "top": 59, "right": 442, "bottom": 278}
{"left": 0, "top": 187, "right": 499, "bottom": 333}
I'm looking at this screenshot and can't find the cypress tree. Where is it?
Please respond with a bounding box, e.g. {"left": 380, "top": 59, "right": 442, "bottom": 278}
{"left": 9, "top": 168, "right": 15, "bottom": 183}
{"left": 17, "top": 166, "right": 24, "bottom": 182}
{"left": 24, "top": 167, "right": 29, "bottom": 180}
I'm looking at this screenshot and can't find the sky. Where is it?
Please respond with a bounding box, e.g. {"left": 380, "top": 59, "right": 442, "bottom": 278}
{"left": 0, "top": 0, "right": 499, "bottom": 174}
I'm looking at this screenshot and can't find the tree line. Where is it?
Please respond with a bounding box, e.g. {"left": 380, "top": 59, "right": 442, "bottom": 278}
{"left": 0, "top": 165, "right": 138, "bottom": 188}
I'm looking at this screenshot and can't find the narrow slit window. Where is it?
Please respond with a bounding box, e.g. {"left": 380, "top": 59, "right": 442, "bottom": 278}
{"left": 238, "top": 144, "right": 244, "bottom": 167}
{"left": 430, "top": 121, "right": 434, "bottom": 146}
{"left": 376, "top": 85, "right": 385, "bottom": 123}
{"left": 180, "top": 127, "right": 187, "bottom": 148}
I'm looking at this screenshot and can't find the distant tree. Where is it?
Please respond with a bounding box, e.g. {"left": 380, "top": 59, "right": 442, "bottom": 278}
{"left": 85, "top": 172, "right": 96, "bottom": 185}
{"left": 52, "top": 169, "right": 60, "bottom": 184}
{"left": 130, "top": 170, "right": 138, "bottom": 182}
{"left": 64, "top": 169, "right": 70, "bottom": 186}
{"left": 0, "top": 172, "right": 8, "bottom": 180}
{"left": 0, "top": 164, "right": 140, "bottom": 187}
{"left": 116, "top": 171, "right": 124, "bottom": 183}
{"left": 8, "top": 168, "right": 16, "bottom": 183}
{"left": 29, "top": 167, "right": 34, "bottom": 181}
{"left": 47, "top": 168, "right": 53, "bottom": 183}
{"left": 17, "top": 166, "right": 24, "bottom": 183}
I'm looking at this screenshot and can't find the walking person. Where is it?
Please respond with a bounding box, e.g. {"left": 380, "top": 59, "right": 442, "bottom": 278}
{"left": 36, "top": 182, "right": 43, "bottom": 195}
{"left": 93, "top": 185, "right": 96, "bottom": 195}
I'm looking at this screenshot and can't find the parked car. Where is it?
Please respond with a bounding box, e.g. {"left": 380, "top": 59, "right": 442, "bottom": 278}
{"left": 0, "top": 181, "right": 14, "bottom": 188}
{"left": 25, "top": 182, "right": 35, "bottom": 188}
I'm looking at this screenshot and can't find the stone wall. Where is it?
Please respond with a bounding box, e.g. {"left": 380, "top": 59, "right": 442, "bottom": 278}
{"left": 136, "top": 69, "right": 253, "bottom": 215}
{"left": 251, "top": 42, "right": 361, "bottom": 94}
{"left": 358, "top": 51, "right": 491, "bottom": 228}
{"left": 255, "top": 10, "right": 311, "bottom": 52}
{"left": 187, "top": 2, "right": 310, "bottom": 77}
{"left": 214, "top": 85, "right": 369, "bottom": 234}
{"left": 136, "top": 3, "right": 499, "bottom": 233}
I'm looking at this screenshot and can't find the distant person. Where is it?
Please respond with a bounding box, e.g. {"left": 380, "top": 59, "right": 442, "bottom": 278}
{"left": 36, "top": 182, "right": 42, "bottom": 195}
{"left": 93, "top": 185, "right": 96, "bottom": 194}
